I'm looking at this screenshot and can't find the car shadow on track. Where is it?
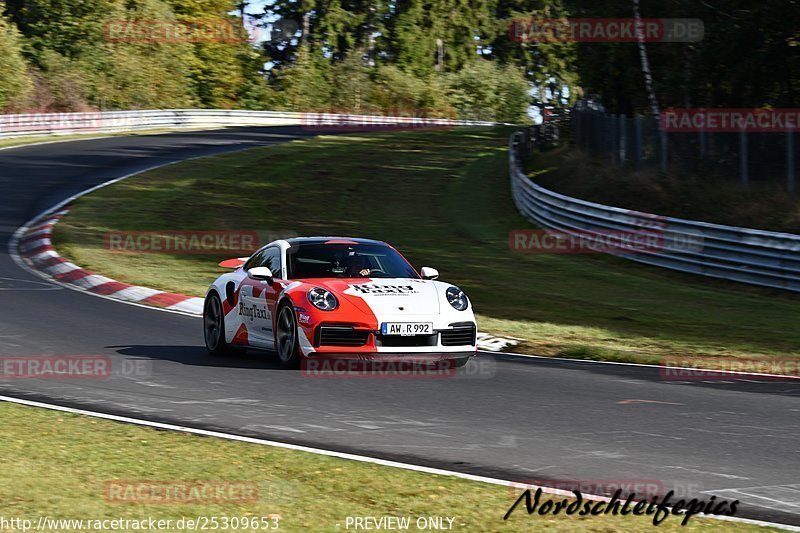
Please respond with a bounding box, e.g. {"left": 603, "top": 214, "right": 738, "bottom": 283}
{"left": 108, "top": 345, "right": 290, "bottom": 370}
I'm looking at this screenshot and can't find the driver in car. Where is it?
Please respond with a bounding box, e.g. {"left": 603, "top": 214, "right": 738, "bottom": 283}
{"left": 348, "top": 253, "right": 371, "bottom": 277}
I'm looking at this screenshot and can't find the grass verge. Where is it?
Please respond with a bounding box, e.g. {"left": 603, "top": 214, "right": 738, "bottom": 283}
{"left": 53, "top": 127, "right": 800, "bottom": 365}
{"left": 0, "top": 401, "right": 774, "bottom": 532}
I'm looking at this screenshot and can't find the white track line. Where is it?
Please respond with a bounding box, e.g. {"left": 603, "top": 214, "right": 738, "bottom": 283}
{"left": 489, "top": 350, "right": 800, "bottom": 381}
{"left": 0, "top": 394, "right": 795, "bottom": 531}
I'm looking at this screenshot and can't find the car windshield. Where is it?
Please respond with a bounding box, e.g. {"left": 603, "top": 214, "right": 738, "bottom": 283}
{"left": 286, "top": 243, "right": 420, "bottom": 280}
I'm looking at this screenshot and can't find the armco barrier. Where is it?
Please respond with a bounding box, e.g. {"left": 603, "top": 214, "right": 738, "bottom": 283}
{"left": 0, "top": 109, "right": 494, "bottom": 139}
{"left": 509, "top": 131, "right": 800, "bottom": 292}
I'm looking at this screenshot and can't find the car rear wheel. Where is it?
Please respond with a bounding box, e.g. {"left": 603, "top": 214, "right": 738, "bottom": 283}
{"left": 204, "top": 293, "right": 230, "bottom": 356}
{"left": 276, "top": 303, "right": 301, "bottom": 368}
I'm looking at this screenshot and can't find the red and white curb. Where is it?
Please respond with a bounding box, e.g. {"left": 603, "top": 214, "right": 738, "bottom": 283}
{"left": 16, "top": 209, "right": 204, "bottom": 316}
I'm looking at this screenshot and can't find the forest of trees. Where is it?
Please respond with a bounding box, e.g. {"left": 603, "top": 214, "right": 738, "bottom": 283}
{"left": 0, "top": 0, "right": 797, "bottom": 121}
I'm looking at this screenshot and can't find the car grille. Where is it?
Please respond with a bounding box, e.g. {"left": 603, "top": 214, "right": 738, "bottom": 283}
{"left": 318, "top": 326, "right": 370, "bottom": 347}
{"left": 377, "top": 334, "right": 438, "bottom": 347}
{"left": 440, "top": 324, "right": 476, "bottom": 347}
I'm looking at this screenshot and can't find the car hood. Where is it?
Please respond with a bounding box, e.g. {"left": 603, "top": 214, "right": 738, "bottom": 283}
{"left": 305, "top": 278, "right": 441, "bottom": 316}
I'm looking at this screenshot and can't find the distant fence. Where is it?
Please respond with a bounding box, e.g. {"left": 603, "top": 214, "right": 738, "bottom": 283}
{"left": 571, "top": 107, "right": 799, "bottom": 192}
{"left": 510, "top": 129, "right": 800, "bottom": 292}
{"left": 0, "top": 109, "right": 494, "bottom": 139}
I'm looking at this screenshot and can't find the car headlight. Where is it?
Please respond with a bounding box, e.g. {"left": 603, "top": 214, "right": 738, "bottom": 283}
{"left": 446, "top": 286, "right": 469, "bottom": 311}
{"left": 308, "top": 287, "right": 338, "bottom": 311}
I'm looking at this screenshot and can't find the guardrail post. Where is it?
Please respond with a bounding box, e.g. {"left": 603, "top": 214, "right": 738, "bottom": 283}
{"left": 739, "top": 130, "right": 749, "bottom": 187}
{"left": 698, "top": 130, "right": 706, "bottom": 174}
{"left": 699, "top": 130, "right": 706, "bottom": 157}
{"left": 659, "top": 129, "right": 668, "bottom": 172}
{"left": 788, "top": 131, "right": 796, "bottom": 194}
{"left": 594, "top": 112, "right": 602, "bottom": 154}
{"left": 634, "top": 116, "right": 643, "bottom": 167}
{"left": 584, "top": 111, "right": 590, "bottom": 149}
{"left": 609, "top": 115, "right": 617, "bottom": 164}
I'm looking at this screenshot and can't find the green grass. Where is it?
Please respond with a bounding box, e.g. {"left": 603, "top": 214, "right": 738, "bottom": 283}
{"left": 53, "top": 127, "right": 800, "bottom": 364}
{"left": 0, "top": 401, "right": 774, "bottom": 532}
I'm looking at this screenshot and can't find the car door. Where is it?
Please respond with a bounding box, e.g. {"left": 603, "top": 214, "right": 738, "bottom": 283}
{"left": 239, "top": 246, "right": 283, "bottom": 348}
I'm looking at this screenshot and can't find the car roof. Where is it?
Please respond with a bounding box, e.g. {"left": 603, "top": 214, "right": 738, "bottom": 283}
{"left": 285, "top": 237, "right": 387, "bottom": 246}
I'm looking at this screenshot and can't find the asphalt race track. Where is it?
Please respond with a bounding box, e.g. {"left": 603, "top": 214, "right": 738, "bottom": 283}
{"left": 1, "top": 127, "right": 799, "bottom": 527}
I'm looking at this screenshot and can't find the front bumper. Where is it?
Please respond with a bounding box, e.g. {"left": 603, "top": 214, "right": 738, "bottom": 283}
{"left": 307, "top": 321, "right": 477, "bottom": 354}
{"left": 303, "top": 350, "right": 476, "bottom": 361}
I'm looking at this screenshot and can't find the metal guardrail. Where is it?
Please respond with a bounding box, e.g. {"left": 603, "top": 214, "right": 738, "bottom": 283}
{"left": 509, "top": 131, "right": 800, "bottom": 292}
{"left": 0, "top": 109, "right": 494, "bottom": 139}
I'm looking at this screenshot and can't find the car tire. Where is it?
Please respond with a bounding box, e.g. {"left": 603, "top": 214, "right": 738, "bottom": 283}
{"left": 275, "top": 302, "right": 301, "bottom": 369}
{"left": 204, "top": 293, "right": 231, "bottom": 356}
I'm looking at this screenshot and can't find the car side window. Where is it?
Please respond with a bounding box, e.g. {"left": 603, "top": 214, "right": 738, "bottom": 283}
{"left": 243, "top": 248, "right": 267, "bottom": 272}
{"left": 261, "top": 247, "right": 282, "bottom": 279}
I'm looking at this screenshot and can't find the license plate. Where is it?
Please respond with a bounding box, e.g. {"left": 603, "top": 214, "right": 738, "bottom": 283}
{"left": 381, "top": 322, "right": 433, "bottom": 336}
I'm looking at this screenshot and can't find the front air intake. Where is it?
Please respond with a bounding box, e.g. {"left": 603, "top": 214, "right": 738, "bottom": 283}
{"left": 440, "top": 324, "right": 477, "bottom": 346}
{"left": 317, "top": 326, "right": 370, "bottom": 347}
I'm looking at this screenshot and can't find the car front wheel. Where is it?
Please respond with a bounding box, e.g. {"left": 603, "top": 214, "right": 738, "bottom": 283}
{"left": 275, "top": 303, "right": 301, "bottom": 368}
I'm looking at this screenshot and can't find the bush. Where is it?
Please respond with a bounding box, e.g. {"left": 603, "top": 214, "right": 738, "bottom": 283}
{"left": 443, "top": 60, "right": 530, "bottom": 123}
{"left": 0, "top": 16, "right": 33, "bottom": 110}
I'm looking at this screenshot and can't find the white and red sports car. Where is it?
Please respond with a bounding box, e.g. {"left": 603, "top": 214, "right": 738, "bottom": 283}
{"left": 203, "top": 237, "right": 477, "bottom": 368}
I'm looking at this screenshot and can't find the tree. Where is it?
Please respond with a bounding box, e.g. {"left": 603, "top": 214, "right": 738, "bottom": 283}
{"left": 0, "top": 16, "right": 33, "bottom": 110}
{"left": 385, "top": 0, "right": 496, "bottom": 76}
{"left": 4, "top": 0, "right": 112, "bottom": 62}
{"left": 279, "top": 44, "right": 331, "bottom": 110}
{"left": 562, "top": 0, "right": 800, "bottom": 114}
{"left": 164, "top": 0, "right": 269, "bottom": 109}
{"left": 443, "top": 59, "right": 530, "bottom": 122}
{"left": 370, "top": 65, "right": 448, "bottom": 113}
{"left": 485, "top": 0, "right": 578, "bottom": 116}
{"left": 329, "top": 49, "right": 373, "bottom": 111}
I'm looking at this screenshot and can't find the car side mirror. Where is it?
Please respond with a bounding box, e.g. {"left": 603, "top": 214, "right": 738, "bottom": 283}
{"left": 247, "top": 266, "right": 274, "bottom": 284}
{"left": 420, "top": 267, "right": 439, "bottom": 280}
